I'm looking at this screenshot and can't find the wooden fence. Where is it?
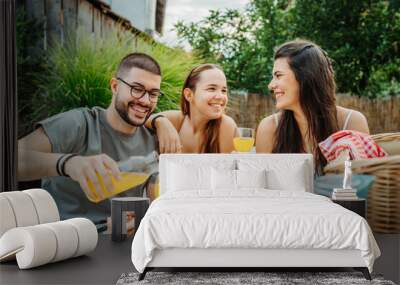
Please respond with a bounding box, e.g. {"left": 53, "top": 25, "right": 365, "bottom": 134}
{"left": 226, "top": 93, "right": 400, "bottom": 135}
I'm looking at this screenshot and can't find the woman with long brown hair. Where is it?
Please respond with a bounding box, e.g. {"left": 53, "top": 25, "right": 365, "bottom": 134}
{"left": 256, "top": 40, "right": 369, "bottom": 174}
{"left": 146, "top": 63, "right": 237, "bottom": 153}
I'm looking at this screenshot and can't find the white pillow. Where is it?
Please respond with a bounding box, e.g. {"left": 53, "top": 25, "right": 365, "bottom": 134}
{"left": 211, "top": 168, "right": 267, "bottom": 190}
{"left": 167, "top": 162, "right": 212, "bottom": 192}
{"left": 212, "top": 168, "right": 237, "bottom": 190}
{"left": 237, "top": 159, "right": 307, "bottom": 191}
{"left": 236, "top": 169, "right": 267, "bottom": 189}
{"left": 266, "top": 166, "right": 306, "bottom": 191}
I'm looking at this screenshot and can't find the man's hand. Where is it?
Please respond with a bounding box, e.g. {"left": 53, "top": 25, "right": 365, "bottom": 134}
{"left": 155, "top": 117, "right": 183, "bottom": 153}
{"left": 64, "top": 154, "right": 121, "bottom": 201}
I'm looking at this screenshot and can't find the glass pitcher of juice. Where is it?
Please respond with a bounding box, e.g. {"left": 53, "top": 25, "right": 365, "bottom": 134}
{"left": 86, "top": 151, "right": 159, "bottom": 203}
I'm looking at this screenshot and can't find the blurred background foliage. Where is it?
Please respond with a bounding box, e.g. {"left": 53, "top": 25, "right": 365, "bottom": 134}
{"left": 175, "top": 0, "right": 400, "bottom": 97}
{"left": 17, "top": 1, "right": 400, "bottom": 137}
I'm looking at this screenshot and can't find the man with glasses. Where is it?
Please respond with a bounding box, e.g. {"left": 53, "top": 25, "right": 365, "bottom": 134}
{"left": 18, "top": 53, "right": 163, "bottom": 226}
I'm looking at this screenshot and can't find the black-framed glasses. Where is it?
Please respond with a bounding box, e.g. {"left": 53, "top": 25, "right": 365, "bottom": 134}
{"left": 117, "top": 77, "right": 163, "bottom": 103}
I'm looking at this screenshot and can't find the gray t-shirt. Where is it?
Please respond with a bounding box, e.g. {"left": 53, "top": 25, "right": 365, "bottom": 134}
{"left": 37, "top": 107, "right": 157, "bottom": 224}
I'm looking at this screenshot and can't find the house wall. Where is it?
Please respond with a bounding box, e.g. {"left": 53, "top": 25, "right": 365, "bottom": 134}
{"left": 102, "top": 0, "right": 157, "bottom": 35}
{"left": 21, "top": 0, "right": 147, "bottom": 52}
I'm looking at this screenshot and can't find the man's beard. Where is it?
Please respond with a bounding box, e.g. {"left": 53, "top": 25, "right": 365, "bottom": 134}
{"left": 115, "top": 93, "right": 153, "bottom": 127}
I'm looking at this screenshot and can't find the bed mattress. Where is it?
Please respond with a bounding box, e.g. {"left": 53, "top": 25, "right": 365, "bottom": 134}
{"left": 131, "top": 190, "right": 380, "bottom": 273}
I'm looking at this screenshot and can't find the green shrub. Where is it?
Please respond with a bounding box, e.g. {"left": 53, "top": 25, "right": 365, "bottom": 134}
{"left": 365, "top": 59, "right": 400, "bottom": 98}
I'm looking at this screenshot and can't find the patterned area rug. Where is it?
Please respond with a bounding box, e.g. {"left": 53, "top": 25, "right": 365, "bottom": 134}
{"left": 116, "top": 271, "right": 395, "bottom": 285}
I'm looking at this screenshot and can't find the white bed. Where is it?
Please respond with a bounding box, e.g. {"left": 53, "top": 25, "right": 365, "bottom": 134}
{"left": 131, "top": 154, "right": 380, "bottom": 280}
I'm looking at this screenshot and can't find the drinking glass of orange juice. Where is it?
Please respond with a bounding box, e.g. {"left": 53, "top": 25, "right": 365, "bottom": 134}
{"left": 146, "top": 173, "right": 160, "bottom": 203}
{"left": 233, "top": 127, "right": 255, "bottom": 152}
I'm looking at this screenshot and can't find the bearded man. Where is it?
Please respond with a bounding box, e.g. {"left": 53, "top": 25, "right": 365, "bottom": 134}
{"left": 18, "top": 53, "right": 163, "bottom": 225}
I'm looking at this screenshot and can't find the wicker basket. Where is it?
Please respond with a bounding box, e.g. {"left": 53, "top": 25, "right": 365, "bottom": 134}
{"left": 324, "top": 133, "right": 400, "bottom": 233}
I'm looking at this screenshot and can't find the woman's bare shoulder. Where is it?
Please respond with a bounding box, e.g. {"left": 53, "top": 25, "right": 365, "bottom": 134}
{"left": 258, "top": 114, "right": 277, "bottom": 134}
{"left": 336, "top": 106, "right": 369, "bottom": 134}
{"left": 218, "top": 115, "right": 237, "bottom": 153}
{"left": 219, "top": 114, "right": 237, "bottom": 138}
{"left": 161, "top": 110, "right": 185, "bottom": 130}
{"left": 220, "top": 114, "right": 237, "bottom": 128}
{"left": 256, "top": 114, "right": 277, "bottom": 153}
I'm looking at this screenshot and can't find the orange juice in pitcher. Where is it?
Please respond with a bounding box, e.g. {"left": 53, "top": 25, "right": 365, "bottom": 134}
{"left": 87, "top": 172, "right": 150, "bottom": 203}
{"left": 86, "top": 151, "right": 158, "bottom": 203}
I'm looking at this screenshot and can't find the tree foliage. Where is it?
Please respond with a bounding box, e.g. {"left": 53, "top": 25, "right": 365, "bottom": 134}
{"left": 175, "top": 0, "right": 400, "bottom": 97}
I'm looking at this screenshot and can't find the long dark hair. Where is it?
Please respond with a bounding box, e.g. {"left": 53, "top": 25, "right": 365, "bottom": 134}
{"left": 181, "top": 64, "right": 224, "bottom": 153}
{"left": 272, "top": 40, "right": 339, "bottom": 173}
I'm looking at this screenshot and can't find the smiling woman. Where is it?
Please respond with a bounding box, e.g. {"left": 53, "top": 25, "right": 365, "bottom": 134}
{"left": 146, "top": 63, "right": 238, "bottom": 153}
{"left": 256, "top": 40, "right": 369, "bottom": 174}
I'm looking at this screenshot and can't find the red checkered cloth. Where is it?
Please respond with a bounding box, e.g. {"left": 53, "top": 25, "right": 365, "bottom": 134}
{"left": 319, "top": 130, "right": 388, "bottom": 162}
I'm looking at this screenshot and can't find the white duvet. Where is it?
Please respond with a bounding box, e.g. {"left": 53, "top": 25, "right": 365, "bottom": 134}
{"left": 131, "top": 190, "right": 380, "bottom": 273}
